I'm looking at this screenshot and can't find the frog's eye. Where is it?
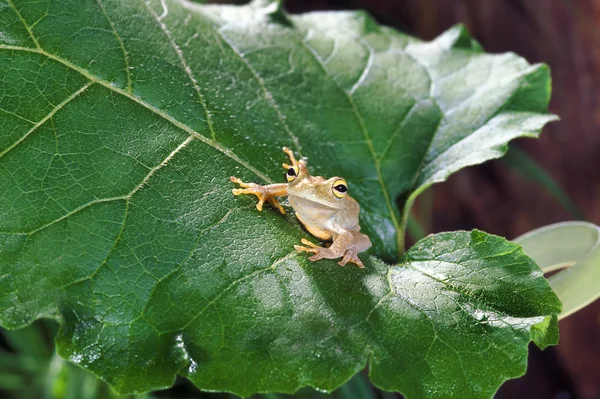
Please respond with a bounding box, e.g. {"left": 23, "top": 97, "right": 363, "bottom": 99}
{"left": 332, "top": 179, "right": 348, "bottom": 198}
{"left": 286, "top": 165, "right": 300, "bottom": 182}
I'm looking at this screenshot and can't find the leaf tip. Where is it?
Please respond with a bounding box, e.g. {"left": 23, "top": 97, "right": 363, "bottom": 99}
{"left": 250, "top": 0, "right": 282, "bottom": 10}
{"left": 470, "top": 229, "right": 487, "bottom": 244}
{"left": 531, "top": 314, "right": 560, "bottom": 350}
{"left": 249, "top": 0, "right": 291, "bottom": 26}
{"left": 350, "top": 9, "right": 381, "bottom": 35}
{"left": 436, "top": 24, "right": 483, "bottom": 52}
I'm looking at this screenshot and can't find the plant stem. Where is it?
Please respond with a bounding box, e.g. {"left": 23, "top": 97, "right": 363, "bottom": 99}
{"left": 397, "top": 188, "right": 423, "bottom": 257}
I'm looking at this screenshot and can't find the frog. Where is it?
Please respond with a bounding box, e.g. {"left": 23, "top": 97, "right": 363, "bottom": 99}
{"left": 230, "top": 147, "right": 372, "bottom": 268}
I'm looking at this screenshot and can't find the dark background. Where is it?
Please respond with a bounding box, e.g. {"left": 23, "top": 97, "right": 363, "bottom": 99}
{"left": 2, "top": 1, "right": 598, "bottom": 398}
{"left": 283, "top": 1, "right": 600, "bottom": 398}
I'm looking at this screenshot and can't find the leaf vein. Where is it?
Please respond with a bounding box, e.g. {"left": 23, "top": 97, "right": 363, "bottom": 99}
{"left": 0, "top": 107, "right": 36, "bottom": 124}
{"left": 182, "top": 251, "right": 297, "bottom": 329}
{"left": 377, "top": 99, "right": 419, "bottom": 162}
{"left": 17, "top": 134, "right": 192, "bottom": 236}
{"left": 141, "top": 0, "right": 217, "bottom": 141}
{"left": 0, "top": 81, "right": 93, "bottom": 160}
{"left": 6, "top": 0, "right": 40, "bottom": 49}
{"left": 137, "top": 208, "right": 236, "bottom": 321}
{"left": 349, "top": 38, "right": 374, "bottom": 95}
{"left": 215, "top": 28, "right": 302, "bottom": 155}
{"left": 25, "top": 195, "right": 127, "bottom": 236}
{"left": 96, "top": 0, "right": 133, "bottom": 93}
{"left": 0, "top": 44, "right": 273, "bottom": 184}
{"left": 59, "top": 199, "right": 131, "bottom": 290}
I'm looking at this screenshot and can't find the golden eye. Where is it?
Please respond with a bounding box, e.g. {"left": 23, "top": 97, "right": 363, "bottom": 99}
{"left": 332, "top": 179, "right": 348, "bottom": 198}
{"left": 286, "top": 165, "right": 299, "bottom": 182}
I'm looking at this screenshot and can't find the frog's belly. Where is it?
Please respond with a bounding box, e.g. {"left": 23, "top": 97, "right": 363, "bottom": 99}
{"left": 295, "top": 212, "right": 333, "bottom": 241}
{"left": 289, "top": 198, "right": 335, "bottom": 240}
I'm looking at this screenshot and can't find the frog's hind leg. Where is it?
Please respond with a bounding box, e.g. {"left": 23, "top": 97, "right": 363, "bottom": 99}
{"left": 282, "top": 147, "right": 299, "bottom": 169}
{"left": 294, "top": 234, "right": 366, "bottom": 268}
{"left": 338, "top": 232, "right": 371, "bottom": 268}
{"left": 282, "top": 147, "right": 307, "bottom": 170}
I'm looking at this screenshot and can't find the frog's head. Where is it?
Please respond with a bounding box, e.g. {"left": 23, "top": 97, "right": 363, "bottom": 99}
{"left": 286, "top": 163, "right": 349, "bottom": 208}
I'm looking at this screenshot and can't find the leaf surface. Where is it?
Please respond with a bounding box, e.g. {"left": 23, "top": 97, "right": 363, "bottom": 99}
{"left": 0, "top": 0, "right": 560, "bottom": 397}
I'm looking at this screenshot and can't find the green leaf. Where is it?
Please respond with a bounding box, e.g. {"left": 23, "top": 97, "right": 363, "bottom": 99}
{"left": 530, "top": 315, "right": 559, "bottom": 350}
{"left": 515, "top": 221, "right": 600, "bottom": 319}
{"left": 371, "top": 231, "right": 560, "bottom": 397}
{"left": 0, "top": 0, "right": 560, "bottom": 397}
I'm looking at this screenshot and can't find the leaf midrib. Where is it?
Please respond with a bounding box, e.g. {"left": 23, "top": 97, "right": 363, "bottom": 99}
{"left": 0, "top": 42, "right": 275, "bottom": 236}
{"left": 296, "top": 32, "right": 402, "bottom": 257}
{"left": 0, "top": 43, "right": 272, "bottom": 179}
{"left": 5, "top": 0, "right": 276, "bottom": 186}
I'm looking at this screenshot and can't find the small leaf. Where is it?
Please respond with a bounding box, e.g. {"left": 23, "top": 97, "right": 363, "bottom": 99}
{"left": 371, "top": 231, "right": 561, "bottom": 397}
{"left": 531, "top": 315, "right": 559, "bottom": 350}
{"left": 0, "top": 0, "right": 560, "bottom": 397}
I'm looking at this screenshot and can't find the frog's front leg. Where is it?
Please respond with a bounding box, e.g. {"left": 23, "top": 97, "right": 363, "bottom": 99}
{"left": 294, "top": 233, "right": 366, "bottom": 268}
{"left": 230, "top": 177, "right": 288, "bottom": 214}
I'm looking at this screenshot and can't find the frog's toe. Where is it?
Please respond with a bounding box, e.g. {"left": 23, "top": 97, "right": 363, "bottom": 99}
{"left": 230, "top": 176, "right": 247, "bottom": 187}
{"left": 300, "top": 238, "right": 319, "bottom": 248}
{"left": 294, "top": 244, "right": 318, "bottom": 254}
{"left": 294, "top": 238, "right": 325, "bottom": 259}
{"left": 308, "top": 253, "right": 327, "bottom": 262}
{"left": 269, "top": 197, "right": 286, "bottom": 214}
{"left": 296, "top": 246, "right": 331, "bottom": 262}
{"left": 230, "top": 176, "right": 260, "bottom": 189}
{"left": 338, "top": 250, "right": 365, "bottom": 268}
{"left": 256, "top": 200, "right": 264, "bottom": 211}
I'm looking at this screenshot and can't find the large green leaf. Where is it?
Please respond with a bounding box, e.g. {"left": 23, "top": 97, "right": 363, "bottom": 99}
{"left": 0, "top": 0, "right": 560, "bottom": 397}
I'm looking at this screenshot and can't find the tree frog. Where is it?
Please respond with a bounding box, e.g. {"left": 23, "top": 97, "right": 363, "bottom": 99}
{"left": 230, "top": 147, "right": 372, "bottom": 268}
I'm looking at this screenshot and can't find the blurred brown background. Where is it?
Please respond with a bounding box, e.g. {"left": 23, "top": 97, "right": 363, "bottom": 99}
{"left": 283, "top": 1, "right": 600, "bottom": 398}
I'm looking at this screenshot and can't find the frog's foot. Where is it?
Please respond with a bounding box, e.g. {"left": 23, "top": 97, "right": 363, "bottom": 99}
{"left": 230, "top": 176, "right": 285, "bottom": 214}
{"left": 295, "top": 238, "right": 365, "bottom": 268}
{"left": 338, "top": 249, "right": 365, "bottom": 269}
{"left": 282, "top": 146, "right": 307, "bottom": 170}
{"left": 282, "top": 147, "right": 299, "bottom": 167}
{"left": 294, "top": 238, "right": 326, "bottom": 259}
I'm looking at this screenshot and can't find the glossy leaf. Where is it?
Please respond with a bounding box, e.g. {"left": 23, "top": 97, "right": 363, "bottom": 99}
{"left": 0, "top": 0, "right": 560, "bottom": 397}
